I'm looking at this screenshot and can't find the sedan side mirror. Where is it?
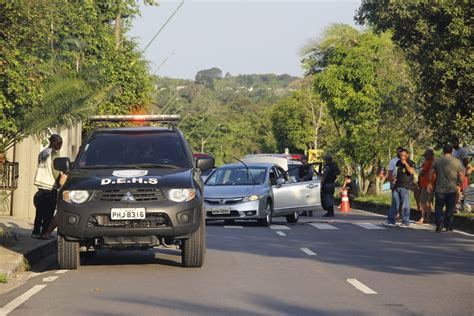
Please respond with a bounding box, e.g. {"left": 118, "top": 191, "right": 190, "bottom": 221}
{"left": 54, "top": 157, "right": 71, "bottom": 173}
{"left": 196, "top": 157, "right": 215, "bottom": 172}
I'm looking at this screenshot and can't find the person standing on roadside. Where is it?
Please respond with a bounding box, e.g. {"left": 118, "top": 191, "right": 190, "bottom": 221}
{"left": 321, "top": 155, "right": 340, "bottom": 217}
{"left": 383, "top": 149, "right": 415, "bottom": 228}
{"left": 417, "top": 149, "right": 435, "bottom": 224}
{"left": 428, "top": 145, "right": 465, "bottom": 232}
{"left": 451, "top": 137, "right": 472, "bottom": 192}
{"left": 32, "top": 134, "right": 63, "bottom": 238}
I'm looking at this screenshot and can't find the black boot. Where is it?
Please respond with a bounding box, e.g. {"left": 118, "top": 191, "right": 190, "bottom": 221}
{"left": 322, "top": 207, "right": 334, "bottom": 217}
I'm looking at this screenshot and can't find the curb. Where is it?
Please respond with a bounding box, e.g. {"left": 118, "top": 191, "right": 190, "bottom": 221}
{"left": 1, "top": 240, "right": 56, "bottom": 280}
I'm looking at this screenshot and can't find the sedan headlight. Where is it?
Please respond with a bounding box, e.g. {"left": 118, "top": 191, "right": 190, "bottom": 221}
{"left": 168, "top": 189, "right": 196, "bottom": 202}
{"left": 63, "top": 190, "right": 90, "bottom": 204}
{"left": 242, "top": 195, "right": 261, "bottom": 202}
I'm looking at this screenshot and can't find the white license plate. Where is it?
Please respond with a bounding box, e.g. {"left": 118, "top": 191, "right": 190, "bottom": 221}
{"left": 111, "top": 208, "right": 146, "bottom": 220}
{"left": 211, "top": 208, "right": 231, "bottom": 215}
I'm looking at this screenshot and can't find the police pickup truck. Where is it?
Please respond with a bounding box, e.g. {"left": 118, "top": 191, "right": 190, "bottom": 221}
{"left": 53, "top": 115, "right": 214, "bottom": 269}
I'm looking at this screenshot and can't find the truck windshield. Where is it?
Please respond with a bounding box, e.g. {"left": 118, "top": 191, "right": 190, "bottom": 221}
{"left": 205, "top": 167, "right": 266, "bottom": 186}
{"left": 77, "top": 131, "right": 191, "bottom": 169}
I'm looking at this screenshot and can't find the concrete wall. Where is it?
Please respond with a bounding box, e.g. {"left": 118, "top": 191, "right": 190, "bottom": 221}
{"left": 1, "top": 125, "right": 82, "bottom": 219}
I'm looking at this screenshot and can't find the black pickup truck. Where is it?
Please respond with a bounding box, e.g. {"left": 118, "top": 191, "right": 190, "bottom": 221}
{"left": 54, "top": 115, "right": 214, "bottom": 269}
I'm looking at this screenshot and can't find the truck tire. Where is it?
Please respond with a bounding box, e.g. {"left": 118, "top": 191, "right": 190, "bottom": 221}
{"left": 286, "top": 211, "right": 300, "bottom": 223}
{"left": 58, "top": 235, "right": 80, "bottom": 269}
{"left": 181, "top": 216, "right": 206, "bottom": 268}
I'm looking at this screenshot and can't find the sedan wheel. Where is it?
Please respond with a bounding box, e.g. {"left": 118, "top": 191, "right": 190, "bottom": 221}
{"left": 258, "top": 203, "right": 273, "bottom": 226}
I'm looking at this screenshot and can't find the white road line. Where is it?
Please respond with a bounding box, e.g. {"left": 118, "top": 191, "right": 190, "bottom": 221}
{"left": 300, "top": 247, "right": 317, "bottom": 256}
{"left": 42, "top": 276, "right": 59, "bottom": 282}
{"left": 309, "top": 223, "right": 339, "bottom": 230}
{"left": 55, "top": 270, "right": 69, "bottom": 274}
{"left": 275, "top": 231, "right": 286, "bottom": 236}
{"left": 224, "top": 225, "right": 243, "bottom": 229}
{"left": 347, "top": 279, "right": 377, "bottom": 295}
{"left": 270, "top": 225, "right": 290, "bottom": 230}
{"left": 353, "top": 223, "right": 386, "bottom": 230}
{"left": 0, "top": 285, "right": 47, "bottom": 315}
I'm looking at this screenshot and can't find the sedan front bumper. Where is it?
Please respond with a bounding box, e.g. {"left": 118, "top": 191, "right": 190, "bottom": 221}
{"left": 204, "top": 199, "right": 266, "bottom": 220}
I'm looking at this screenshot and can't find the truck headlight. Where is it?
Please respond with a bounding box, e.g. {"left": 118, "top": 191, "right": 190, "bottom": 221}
{"left": 168, "top": 189, "right": 196, "bottom": 202}
{"left": 243, "top": 195, "right": 260, "bottom": 202}
{"left": 63, "top": 190, "right": 90, "bottom": 204}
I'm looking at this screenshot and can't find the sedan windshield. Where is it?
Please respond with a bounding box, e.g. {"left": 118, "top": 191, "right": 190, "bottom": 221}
{"left": 205, "top": 167, "right": 266, "bottom": 186}
{"left": 77, "top": 131, "right": 191, "bottom": 169}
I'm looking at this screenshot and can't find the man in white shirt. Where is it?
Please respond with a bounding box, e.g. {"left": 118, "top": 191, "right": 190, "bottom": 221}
{"left": 32, "top": 134, "right": 63, "bottom": 238}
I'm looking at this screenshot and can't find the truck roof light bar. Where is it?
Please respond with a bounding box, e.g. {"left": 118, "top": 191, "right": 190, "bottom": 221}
{"left": 89, "top": 115, "right": 181, "bottom": 123}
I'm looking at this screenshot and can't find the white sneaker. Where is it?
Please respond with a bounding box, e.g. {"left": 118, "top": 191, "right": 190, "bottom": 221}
{"left": 382, "top": 222, "right": 397, "bottom": 227}
{"left": 399, "top": 223, "right": 410, "bottom": 228}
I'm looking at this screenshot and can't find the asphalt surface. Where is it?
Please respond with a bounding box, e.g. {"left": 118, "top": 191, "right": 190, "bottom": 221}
{"left": 0, "top": 209, "right": 473, "bottom": 316}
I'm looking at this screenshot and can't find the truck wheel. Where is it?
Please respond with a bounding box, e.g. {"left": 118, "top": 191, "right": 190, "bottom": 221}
{"left": 286, "top": 211, "right": 300, "bottom": 224}
{"left": 258, "top": 202, "right": 273, "bottom": 226}
{"left": 58, "top": 235, "right": 80, "bottom": 269}
{"left": 181, "top": 216, "right": 206, "bottom": 268}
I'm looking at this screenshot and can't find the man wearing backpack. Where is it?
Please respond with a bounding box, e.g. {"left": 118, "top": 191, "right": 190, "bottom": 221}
{"left": 321, "top": 155, "right": 340, "bottom": 217}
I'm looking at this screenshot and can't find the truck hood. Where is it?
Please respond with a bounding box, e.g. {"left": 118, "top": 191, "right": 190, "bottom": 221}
{"left": 63, "top": 168, "right": 195, "bottom": 190}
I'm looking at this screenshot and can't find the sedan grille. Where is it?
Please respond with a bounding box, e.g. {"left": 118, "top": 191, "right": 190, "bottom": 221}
{"left": 92, "top": 189, "right": 165, "bottom": 202}
{"left": 87, "top": 213, "right": 171, "bottom": 228}
{"left": 204, "top": 198, "right": 243, "bottom": 205}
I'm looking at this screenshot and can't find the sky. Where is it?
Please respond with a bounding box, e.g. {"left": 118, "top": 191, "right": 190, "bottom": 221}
{"left": 128, "top": 0, "right": 361, "bottom": 80}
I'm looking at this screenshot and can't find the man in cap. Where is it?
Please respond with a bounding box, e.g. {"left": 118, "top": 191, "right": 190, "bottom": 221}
{"left": 32, "top": 134, "right": 63, "bottom": 238}
{"left": 320, "top": 155, "right": 340, "bottom": 217}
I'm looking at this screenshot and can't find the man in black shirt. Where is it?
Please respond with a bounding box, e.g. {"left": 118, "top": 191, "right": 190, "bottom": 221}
{"left": 321, "top": 155, "right": 340, "bottom": 217}
{"left": 342, "top": 175, "right": 357, "bottom": 201}
{"left": 383, "top": 149, "right": 415, "bottom": 227}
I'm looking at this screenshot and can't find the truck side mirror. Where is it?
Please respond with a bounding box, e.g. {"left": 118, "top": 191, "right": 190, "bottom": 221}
{"left": 54, "top": 157, "right": 71, "bottom": 173}
{"left": 276, "top": 178, "right": 285, "bottom": 187}
{"left": 196, "top": 157, "right": 215, "bottom": 172}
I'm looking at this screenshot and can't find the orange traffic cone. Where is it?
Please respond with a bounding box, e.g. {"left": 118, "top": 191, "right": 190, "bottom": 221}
{"left": 340, "top": 189, "right": 351, "bottom": 213}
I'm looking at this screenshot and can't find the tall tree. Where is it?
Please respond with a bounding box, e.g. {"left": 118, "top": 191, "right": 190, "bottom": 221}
{"left": 356, "top": 1, "right": 473, "bottom": 145}
{"left": 302, "top": 24, "right": 417, "bottom": 194}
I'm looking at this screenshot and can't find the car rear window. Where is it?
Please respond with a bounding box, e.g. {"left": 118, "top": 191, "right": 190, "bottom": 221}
{"left": 77, "top": 131, "right": 191, "bottom": 169}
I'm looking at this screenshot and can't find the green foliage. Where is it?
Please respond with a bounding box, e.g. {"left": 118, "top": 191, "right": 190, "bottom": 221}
{"left": 195, "top": 67, "right": 223, "bottom": 88}
{"left": 0, "top": 1, "right": 154, "bottom": 150}
{"left": 154, "top": 72, "right": 297, "bottom": 164}
{"left": 356, "top": 1, "right": 473, "bottom": 145}
{"left": 0, "top": 273, "right": 7, "bottom": 284}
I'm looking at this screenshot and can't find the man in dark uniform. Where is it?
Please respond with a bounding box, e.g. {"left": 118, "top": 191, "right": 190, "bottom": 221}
{"left": 321, "top": 155, "right": 340, "bottom": 217}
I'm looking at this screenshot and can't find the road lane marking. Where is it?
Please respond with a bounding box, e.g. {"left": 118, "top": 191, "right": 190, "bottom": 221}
{"left": 300, "top": 247, "right": 317, "bottom": 256}
{"left": 353, "top": 223, "right": 386, "bottom": 230}
{"left": 347, "top": 279, "right": 377, "bottom": 295}
{"left": 352, "top": 209, "right": 386, "bottom": 218}
{"left": 42, "top": 276, "right": 58, "bottom": 282}
{"left": 275, "top": 231, "right": 286, "bottom": 236}
{"left": 55, "top": 270, "right": 69, "bottom": 274}
{"left": 224, "top": 226, "right": 243, "bottom": 229}
{"left": 270, "top": 225, "right": 290, "bottom": 230}
{"left": 0, "top": 285, "right": 47, "bottom": 315}
{"left": 310, "top": 223, "right": 339, "bottom": 230}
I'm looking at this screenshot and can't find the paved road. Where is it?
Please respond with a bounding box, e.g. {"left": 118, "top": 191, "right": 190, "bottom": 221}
{"left": 1, "top": 210, "right": 473, "bottom": 315}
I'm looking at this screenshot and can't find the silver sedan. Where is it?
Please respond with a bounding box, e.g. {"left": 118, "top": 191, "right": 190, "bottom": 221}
{"left": 204, "top": 162, "right": 321, "bottom": 225}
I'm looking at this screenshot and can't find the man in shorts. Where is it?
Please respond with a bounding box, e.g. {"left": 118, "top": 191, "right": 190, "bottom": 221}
{"left": 417, "top": 149, "right": 434, "bottom": 224}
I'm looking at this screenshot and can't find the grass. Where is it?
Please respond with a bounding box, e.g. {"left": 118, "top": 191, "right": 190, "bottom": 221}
{"left": 0, "top": 273, "right": 7, "bottom": 284}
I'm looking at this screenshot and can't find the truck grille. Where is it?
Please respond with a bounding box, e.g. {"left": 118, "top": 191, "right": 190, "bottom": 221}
{"left": 92, "top": 189, "right": 165, "bottom": 202}
{"left": 87, "top": 213, "right": 171, "bottom": 228}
